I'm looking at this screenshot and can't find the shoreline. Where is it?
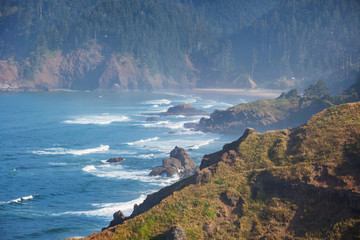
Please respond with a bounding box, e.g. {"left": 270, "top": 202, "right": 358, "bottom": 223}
{"left": 191, "top": 88, "right": 283, "bottom": 98}
{"left": 1, "top": 87, "right": 284, "bottom": 99}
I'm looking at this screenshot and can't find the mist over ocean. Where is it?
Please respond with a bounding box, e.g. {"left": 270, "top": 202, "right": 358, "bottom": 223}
{"left": 0, "top": 91, "right": 251, "bottom": 239}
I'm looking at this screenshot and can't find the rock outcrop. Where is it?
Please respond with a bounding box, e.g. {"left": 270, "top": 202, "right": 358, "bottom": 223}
{"left": 106, "top": 210, "right": 126, "bottom": 229}
{"left": 149, "top": 146, "right": 198, "bottom": 178}
{"left": 167, "top": 226, "right": 188, "bottom": 240}
{"left": 106, "top": 157, "right": 125, "bottom": 163}
{"left": 159, "top": 104, "right": 208, "bottom": 116}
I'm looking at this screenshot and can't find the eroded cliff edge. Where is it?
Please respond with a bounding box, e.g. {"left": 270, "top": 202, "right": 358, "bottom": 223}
{"left": 82, "top": 102, "right": 360, "bottom": 240}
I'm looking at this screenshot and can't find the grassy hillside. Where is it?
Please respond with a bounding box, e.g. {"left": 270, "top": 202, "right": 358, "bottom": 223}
{"left": 82, "top": 102, "right": 360, "bottom": 240}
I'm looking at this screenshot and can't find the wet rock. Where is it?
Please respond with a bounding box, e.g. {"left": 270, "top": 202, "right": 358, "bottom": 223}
{"left": 149, "top": 167, "right": 178, "bottom": 177}
{"left": 149, "top": 146, "right": 197, "bottom": 178}
{"left": 106, "top": 157, "right": 125, "bottom": 163}
{"left": 159, "top": 104, "right": 208, "bottom": 116}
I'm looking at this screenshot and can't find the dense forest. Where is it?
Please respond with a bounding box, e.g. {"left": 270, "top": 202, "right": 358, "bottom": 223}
{"left": 0, "top": 0, "right": 360, "bottom": 91}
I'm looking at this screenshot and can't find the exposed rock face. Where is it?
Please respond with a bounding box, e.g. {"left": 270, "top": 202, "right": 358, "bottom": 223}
{"left": 167, "top": 226, "right": 188, "bottom": 240}
{"left": 159, "top": 104, "right": 208, "bottom": 116}
{"left": 106, "top": 157, "right": 125, "bottom": 163}
{"left": 195, "top": 98, "right": 334, "bottom": 134}
{"left": 200, "top": 128, "right": 256, "bottom": 170}
{"left": 106, "top": 210, "right": 127, "bottom": 229}
{"left": 1, "top": 43, "right": 194, "bottom": 92}
{"left": 149, "top": 146, "right": 198, "bottom": 178}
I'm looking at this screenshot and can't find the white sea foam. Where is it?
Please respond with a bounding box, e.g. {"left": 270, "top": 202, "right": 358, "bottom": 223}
{"left": 126, "top": 137, "right": 159, "bottom": 146}
{"left": 82, "top": 164, "right": 180, "bottom": 186}
{"left": 83, "top": 165, "right": 97, "bottom": 172}
{"left": 55, "top": 194, "right": 147, "bottom": 218}
{"left": 140, "top": 119, "right": 200, "bottom": 130}
{"left": 200, "top": 100, "right": 235, "bottom": 109}
{"left": 2, "top": 194, "right": 38, "bottom": 205}
{"left": 143, "top": 99, "right": 171, "bottom": 105}
{"left": 32, "top": 145, "right": 109, "bottom": 156}
{"left": 48, "top": 162, "right": 68, "bottom": 166}
{"left": 63, "top": 114, "right": 130, "bottom": 125}
{"left": 184, "top": 98, "right": 197, "bottom": 104}
{"left": 137, "top": 154, "right": 155, "bottom": 159}
{"left": 133, "top": 137, "right": 219, "bottom": 154}
{"left": 189, "top": 138, "right": 218, "bottom": 150}
{"left": 202, "top": 105, "right": 214, "bottom": 109}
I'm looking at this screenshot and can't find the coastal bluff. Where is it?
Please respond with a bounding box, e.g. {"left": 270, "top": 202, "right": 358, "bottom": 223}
{"left": 80, "top": 102, "right": 360, "bottom": 240}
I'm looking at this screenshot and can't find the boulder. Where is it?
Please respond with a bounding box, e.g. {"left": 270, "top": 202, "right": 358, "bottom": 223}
{"left": 167, "top": 225, "right": 188, "bottom": 240}
{"left": 149, "top": 146, "right": 197, "bottom": 178}
{"left": 149, "top": 167, "right": 178, "bottom": 177}
{"left": 159, "top": 104, "right": 208, "bottom": 116}
{"left": 106, "top": 157, "right": 125, "bottom": 163}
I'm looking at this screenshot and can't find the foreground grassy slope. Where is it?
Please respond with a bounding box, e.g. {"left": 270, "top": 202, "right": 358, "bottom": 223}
{"left": 84, "top": 102, "right": 360, "bottom": 240}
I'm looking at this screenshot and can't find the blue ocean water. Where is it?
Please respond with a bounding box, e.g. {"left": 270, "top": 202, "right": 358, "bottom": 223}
{"left": 0, "top": 91, "right": 252, "bottom": 240}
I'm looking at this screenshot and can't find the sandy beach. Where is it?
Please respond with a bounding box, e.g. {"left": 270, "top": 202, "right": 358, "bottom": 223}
{"left": 191, "top": 88, "right": 283, "bottom": 98}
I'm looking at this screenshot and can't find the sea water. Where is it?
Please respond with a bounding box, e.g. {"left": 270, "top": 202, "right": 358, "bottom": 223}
{"left": 0, "top": 91, "right": 252, "bottom": 239}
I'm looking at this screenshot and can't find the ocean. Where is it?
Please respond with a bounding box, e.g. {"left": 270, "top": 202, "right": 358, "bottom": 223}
{"left": 0, "top": 91, "right": 253, "bottom": 239}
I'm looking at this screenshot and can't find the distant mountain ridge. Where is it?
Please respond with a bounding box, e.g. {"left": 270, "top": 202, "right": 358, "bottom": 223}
{"left": 1, "top": 0, "right": 360, "bottom": 91}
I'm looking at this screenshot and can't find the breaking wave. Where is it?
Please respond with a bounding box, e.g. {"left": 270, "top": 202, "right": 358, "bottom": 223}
{"left": 1, "top": 194, "right": 38, "bottom": 205}
{"left": 32, "top": 145, "right": 109, "bottom": 156}
{"left": 63, "top": 114, "right": 130, "bottom": 125}
{"left": 54, "top": 194, "right": 147, "bottom": 218}
{"left": 143, "top": 99, "right": 171, "bottom": 105}
{"left": 82, "top": 164, "right": 179, "bottom": 186}
{"left": 126, "top": 137, "right": 159, "bottom": 146}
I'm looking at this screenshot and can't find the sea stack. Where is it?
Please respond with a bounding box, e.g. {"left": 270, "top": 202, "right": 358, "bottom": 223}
{"left": 149, "top": 146, "right": 198, "bottom": 178}
{"left": 159, "top": 104, "right": 208, "bottom": 116}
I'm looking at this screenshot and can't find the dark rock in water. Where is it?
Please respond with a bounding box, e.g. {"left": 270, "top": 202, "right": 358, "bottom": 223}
{"left": 159, "top": 104, "right": 208, "bottom": 116}
{"left": 149, "top": 146, "right": 197, "bottom": 178}
{"left": 146, "top": 117, "right": 158, "bottom": 122}
{"left": 167, "top": 225, "right": 188, "bottom": 240}
{"left": 106, "top": 157, "right": 125, "bottom": 163}
{"left": 149, "top": 167, "right": 178, "bottom": 177}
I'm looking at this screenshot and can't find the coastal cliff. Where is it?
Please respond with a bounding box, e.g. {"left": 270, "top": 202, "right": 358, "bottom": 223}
{"left": 195, "top": 78, "right": 360, "bottom": 134}
{"left": 81, "top": 102, "right": 360, "bottom": 240}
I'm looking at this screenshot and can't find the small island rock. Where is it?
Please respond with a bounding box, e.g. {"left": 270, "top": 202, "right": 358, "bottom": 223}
{"left": 106, "top": 157, "right": 125, "bottom": 163}
{"left": 149, "top": 146, "right": 198, "bottom": 178}
{"left": 159, "top": 104, "right": 208, "bottom": 116}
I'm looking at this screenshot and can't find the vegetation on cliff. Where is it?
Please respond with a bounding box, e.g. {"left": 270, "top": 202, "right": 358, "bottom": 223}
{"left": 196, "top": 78, "right": 360, "bottom": 134}
{"left": 82, "top": 102, "right": 360, "bottom": 240}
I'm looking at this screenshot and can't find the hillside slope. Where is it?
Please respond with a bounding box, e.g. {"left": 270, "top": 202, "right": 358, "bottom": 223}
{"left": 1, "top": 0, "right": 360, "bottom": 91}
{"left": 82, "top": 102, "right": 360, "bottom": 240}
